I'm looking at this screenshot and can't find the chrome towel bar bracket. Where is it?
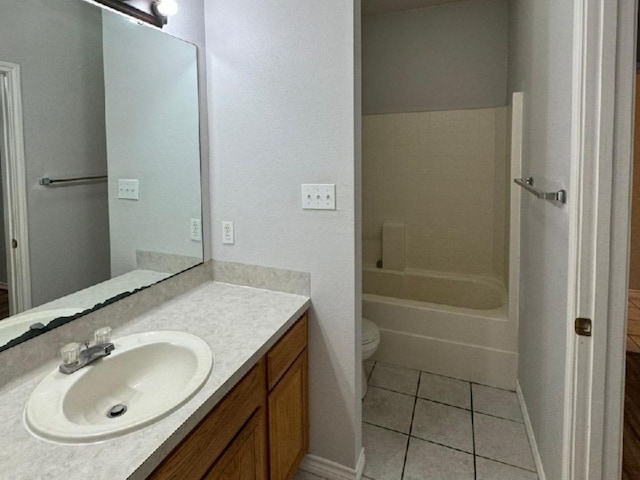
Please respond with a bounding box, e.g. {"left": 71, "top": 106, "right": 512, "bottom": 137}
{"left": 514, "top": 177, "right": 566, "bottom": 204}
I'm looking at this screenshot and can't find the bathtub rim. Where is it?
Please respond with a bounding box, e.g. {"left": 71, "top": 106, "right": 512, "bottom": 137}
{"left": 363, "top": 292, "right": 508, "bottom": 321}
{"left": 363, "top": 266, "right": 508, "bottom": 314}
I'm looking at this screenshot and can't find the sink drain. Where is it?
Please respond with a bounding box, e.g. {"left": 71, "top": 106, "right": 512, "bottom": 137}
{"left": 107, "top": 404, "right": 127, "bottom": 418}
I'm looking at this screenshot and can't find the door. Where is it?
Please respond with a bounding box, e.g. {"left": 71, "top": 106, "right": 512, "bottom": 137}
{"left": 0, "top": 75, "right": 10, "bottom": 318}
{"left": 566, "top": 0, "right": 637, "bottom": 479}
{"left": 0, "top": 63, "right": 31, "bottom": 315}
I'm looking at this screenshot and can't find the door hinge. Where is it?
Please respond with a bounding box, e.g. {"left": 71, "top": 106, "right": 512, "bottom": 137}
{"left": 575, "top": 318, "right": 592, "bottom": 337}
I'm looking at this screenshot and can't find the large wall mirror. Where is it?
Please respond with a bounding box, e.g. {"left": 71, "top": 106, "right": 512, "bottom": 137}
{"left": 0, "top": 0, "right": 203, "bottom": 351}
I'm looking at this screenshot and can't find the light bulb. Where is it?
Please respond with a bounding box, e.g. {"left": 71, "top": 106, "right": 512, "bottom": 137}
{"left": 154, "top": 0, "right": 178, "bottom": 17}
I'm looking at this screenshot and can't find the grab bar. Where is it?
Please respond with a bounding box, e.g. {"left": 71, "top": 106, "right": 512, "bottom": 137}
{"left": 39, "top": 175, "right": 107, "bottom": 186}
{"left": 514, "top": 177, "right": 566, "bottom": 204}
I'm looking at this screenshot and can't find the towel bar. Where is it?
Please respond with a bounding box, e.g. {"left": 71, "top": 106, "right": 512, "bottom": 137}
{"left": 39, "top": 175, "right": 107, "bottom": 186}
{"left": 514, "top": 177, "right": 566, "bottom": 204}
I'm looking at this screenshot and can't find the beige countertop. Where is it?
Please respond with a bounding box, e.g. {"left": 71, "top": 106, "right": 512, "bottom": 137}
{"left": 0, "top": 281, "right": 310, "bottom": 479}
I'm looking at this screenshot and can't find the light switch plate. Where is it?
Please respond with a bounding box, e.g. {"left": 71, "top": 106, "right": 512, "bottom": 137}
{"left": 222, "top": 221, "right": 234, "bottom": 245}
{"left": 301, "top": 184, "right": 336, "bottom": 210}
{"left": 118, "top": 179, "right": 139, "bottom": 200}
{"left": 190, "top": 218, "right": 202, "bottom": 242}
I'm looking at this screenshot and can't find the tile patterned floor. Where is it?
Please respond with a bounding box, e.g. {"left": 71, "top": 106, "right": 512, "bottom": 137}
{"left": 362, "top": 361, "right": 538, "bottom": 480}
{"left": 628, "top": 291, "right": 640, "bottom": 352}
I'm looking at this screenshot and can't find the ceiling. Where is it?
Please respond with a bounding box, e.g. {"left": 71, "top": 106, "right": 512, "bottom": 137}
{"left": 362, "top": 0, "right": 470, "bottom": 16}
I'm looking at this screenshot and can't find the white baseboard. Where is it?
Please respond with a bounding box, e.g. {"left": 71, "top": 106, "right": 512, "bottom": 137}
{"left": 299, "top": 449, "right": 366, "bottom": 480}
{"left": 516, "top": 380, "right": 546, "bottom": 480}
{"left": 0, "top": 282, "right": 8, "bottom": 290}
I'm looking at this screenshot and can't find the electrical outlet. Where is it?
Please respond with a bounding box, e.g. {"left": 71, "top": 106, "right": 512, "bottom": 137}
{"left": 301, "top": 184, "right": 336, "bottom": 210}
{"left": 118, "top": 179, "right": 139, "bottom": 200}
{"left": 190, "top": 218, "right": 202, "bottom": 242}
{"left": 222, "top": 221, "right": 234, "bottom": 245}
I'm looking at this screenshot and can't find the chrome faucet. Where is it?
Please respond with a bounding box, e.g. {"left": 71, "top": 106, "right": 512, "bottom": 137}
{"left": 59, "top": 327, "right": 114, "bottom": 375}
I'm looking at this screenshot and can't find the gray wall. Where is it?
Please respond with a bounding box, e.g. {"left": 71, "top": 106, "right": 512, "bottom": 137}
{"left": 206, "top": 0, "right": 361, "bottom": 469}
{"left": 362, "top": 0, "right": 509, "bottom": 114}
{"left": 1, "top": 0, "right": 111, "bottom": 307}
{"left": 509, "top": 0, "right": 574, "bottom": 478}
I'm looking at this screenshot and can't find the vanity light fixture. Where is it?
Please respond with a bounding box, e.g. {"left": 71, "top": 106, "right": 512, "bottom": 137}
{"left": 152, "top": 0, "right": 179, "bottom": 22}
{"left": 97, "top": 0, "right": 164, "bottom": 28}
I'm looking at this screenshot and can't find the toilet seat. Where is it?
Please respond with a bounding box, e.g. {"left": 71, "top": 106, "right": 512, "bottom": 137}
{"left": 362, "top": 318, "right": 380, "bottom": 398}
{"left": 362, "top": 317, "right": 380, "bottom": 346}
{"left": 362, "top": 318, "right": 380, "bottom": 359}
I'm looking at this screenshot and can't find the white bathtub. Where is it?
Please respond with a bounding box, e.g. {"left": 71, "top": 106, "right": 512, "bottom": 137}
{"left": 363, "top": 267, "right": 517, "bottom": 389}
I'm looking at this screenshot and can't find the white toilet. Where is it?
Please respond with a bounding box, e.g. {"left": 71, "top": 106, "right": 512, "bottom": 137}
{"left": 362, "top": 317, "right": 380, "bottom": 399}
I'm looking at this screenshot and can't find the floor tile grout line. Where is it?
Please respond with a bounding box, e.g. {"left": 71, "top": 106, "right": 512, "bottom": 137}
{"left": 366, "top": 384, "right": 420, "bottom": 399}
{"left": 400, "top": 376, "right": 420, "bottom": 480}
{"left": 374, "top": 360, "right": 518, "bottom": 394}
{"left": 409, "top": 432, "right": 474, "bottom": 456}
{"left": 372, "top": 360, "right": 522, "bottom": 396}
{"left": 367, "top": 361, "right": 376, "bottom": 383}
{"left": 629, "top": 335, "right": 640, "bottom": 351}
{"left": 474, "top": 454, "right": 538, "bottom": 474}
{"left": 470, "top": 382, "right": 477, "bottom": 480}
{"left": 366, "top": 384, "right": 524, "bottom": 424}
{"left": 362, "top": 420, "right": 409, "bottom": 437}
{"left": 366, "top": 420, "right": 529, "bottom": 477}
{"left": 468, "top": 380, "right": 517, "bottom": 394}
{"left": 473, "top": 410, "right": 524, "bottom": 425}
{"left": 362, "top": 421, "right": 477, "bottom": 458}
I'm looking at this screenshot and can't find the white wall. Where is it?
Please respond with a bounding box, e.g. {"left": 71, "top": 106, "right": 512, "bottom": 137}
{"left": 103, "top": 13, "right": 202, "bottom": 276}
{"left": 362, "top": 0, "right": 509, "bottom": 114}
{"left": 0, "top": 0, "right": 111, "bottom": 307}
{"left": 509, "top": 1, "right": 575, "bottom": 478}
{"left": 206, "top": 0, "right": 360, "bottom": 470}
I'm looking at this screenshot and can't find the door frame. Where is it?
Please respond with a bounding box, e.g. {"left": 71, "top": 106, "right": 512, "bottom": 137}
{"left": 568, "top": 0, "right": 637, "bottom": 478}
{"left": 0, "top": 61, "right": 32, "bottom": 314}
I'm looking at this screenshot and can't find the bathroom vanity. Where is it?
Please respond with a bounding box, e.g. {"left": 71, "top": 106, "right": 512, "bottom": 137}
{"left": 150, "top": 314, "right": 308, "bottom": 480}
{"left": 0, "top": 279, "right": 311, "bottom": 480}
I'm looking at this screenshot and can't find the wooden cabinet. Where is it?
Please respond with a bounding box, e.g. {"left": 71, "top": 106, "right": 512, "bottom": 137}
{"left": 149, "top": 361, "right": 267, "bottom": 480}
{"left": 267, "top": 317, "right": 308, "bottom": 390}
{"left": 149, "top": 312, "right": 308, "bottom": 480}
{"left": 268, "top": 350, "right": 308, "bottom": 480}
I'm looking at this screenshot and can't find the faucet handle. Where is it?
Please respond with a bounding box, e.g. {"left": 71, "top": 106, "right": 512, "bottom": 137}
{"left": 94, "top": 327, "right": 112, "bottom": 345}
{"left": 60, "top": 342, "right": 80, "bottom": 366}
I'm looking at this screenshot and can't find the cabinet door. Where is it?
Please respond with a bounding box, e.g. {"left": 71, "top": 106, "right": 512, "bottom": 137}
{"left": 268, "top": 349, "right": 309, "bottom": 480}
{"left": 204, "top": 409, "right": 267, "bottom": 480}
{"left": 149, "top": 362, "right": 265, "bottom": 480}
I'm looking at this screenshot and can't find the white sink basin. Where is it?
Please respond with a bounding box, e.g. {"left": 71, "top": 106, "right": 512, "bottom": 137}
{"left": 24, "top": 331, "right": 213, "bottom": 444}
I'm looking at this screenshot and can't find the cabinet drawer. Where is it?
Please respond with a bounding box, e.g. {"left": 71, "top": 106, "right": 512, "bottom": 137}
{"left": 267, "top": 314, "right": 308, "bottom": 390}
{"left": 149, "top": 360, "right": 266, "bottom": 480}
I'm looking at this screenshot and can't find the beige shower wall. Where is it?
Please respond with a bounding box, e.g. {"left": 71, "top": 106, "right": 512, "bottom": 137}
{"left": 363, "top": 107, "right": 510, "bottom": 282}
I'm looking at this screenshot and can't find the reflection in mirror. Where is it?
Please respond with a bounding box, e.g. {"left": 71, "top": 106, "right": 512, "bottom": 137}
{"left": 0, "top": 0, "right": 203, "bottom": 350}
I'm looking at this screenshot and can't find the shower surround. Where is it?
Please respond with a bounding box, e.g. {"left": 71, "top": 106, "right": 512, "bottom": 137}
{"left": 362, "top": 106, "right": 514, "bottom": 388}
{"left": 363, "top": 107, "right": 509, "bottom": 279}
